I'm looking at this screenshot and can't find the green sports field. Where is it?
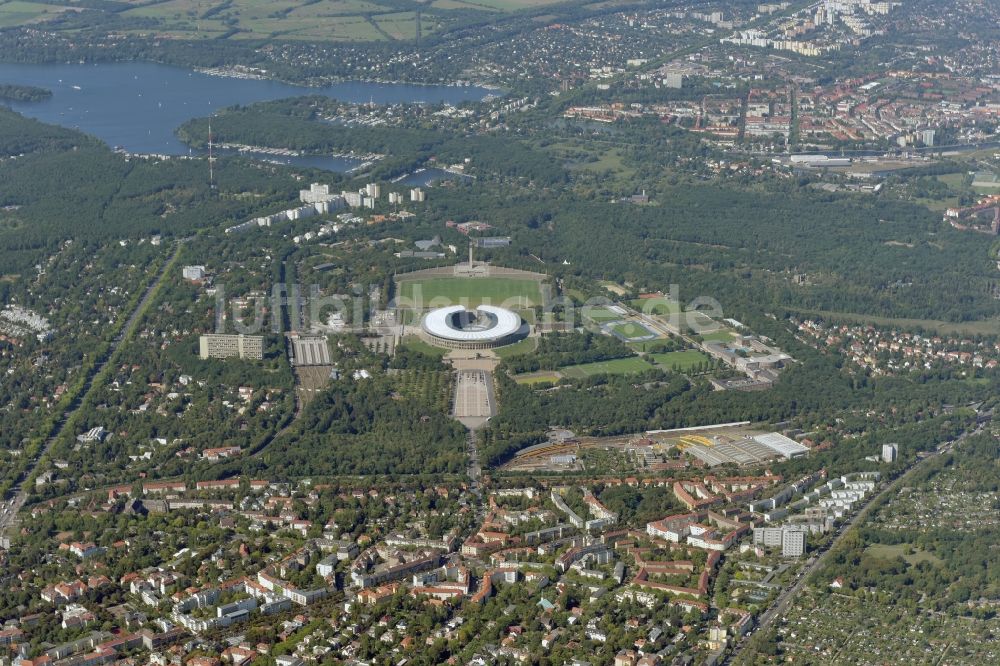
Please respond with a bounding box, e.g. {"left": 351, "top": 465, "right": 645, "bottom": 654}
{"left": 610, "top": 321, "right": 654, "bottom": 339}
{"left": 512, "top": 371, "right": 561, "bottom": 385}
{"left": 584, "top": 306, "right": 625, "bottom": 322}
{"left": 650, "top": 350, "right": 711, "bottom": 371}
{"left": 560, "top": 357, "right": 652, "bottom": 378}
{"left": 396, "top": 277, "right": 543, "bottom": 309}
{"left": 698, "top": 330, "right": 737, "bottom": 343}
{"left": 629, "top": 298, "right": 681, "bottom": 316}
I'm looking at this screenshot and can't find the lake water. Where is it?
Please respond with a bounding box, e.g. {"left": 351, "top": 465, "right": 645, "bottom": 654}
{"left": 0, "top": 62, "right": 494, "bottom": 171}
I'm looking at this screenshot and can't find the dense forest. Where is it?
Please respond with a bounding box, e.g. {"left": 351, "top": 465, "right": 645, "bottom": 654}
{"left": 0, "top": 109, "right": 324, "bottom": 274}
{"left": 172, "top": 99, "right": 1000, "bottom": 324}
{"left": 178, "top": 103, "right": 567, "bottom": 185}
{"left": 0, "top": 83, "right": 51, "bottom": 102}
{"left": 242, "top": 375, "right": 468, "bottom": 477}
{"left": 417, "top": 181, "right": 1000, "bottom": 324}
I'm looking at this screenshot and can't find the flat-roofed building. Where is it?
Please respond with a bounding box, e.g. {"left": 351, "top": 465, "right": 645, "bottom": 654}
{"left": 290, "top": 335, "right": 331, "bottom": 366}
{"left": 782, "top": 529, "right": 806, "bottom": 557}
{"left": 881, "top": 443, "right": 897, "bottom": 463}
{"left": 182, "top": 265, "right": 206, "bottom": 281}
{"left": 753, "top": 526, "right": 806, "bottom": 557}
{"left": 753, "top": 432, "right": 809, "bottom": 459}
{"left": 199, "top": 334, "right": 264, "bottom": 360}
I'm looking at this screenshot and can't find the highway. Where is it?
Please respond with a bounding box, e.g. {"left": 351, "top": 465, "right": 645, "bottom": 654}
{"left": 724, "top": 425, "right": 983, "bottom": 665}
{"left": 0, "top": 241, "right": 183, "bottom": 539}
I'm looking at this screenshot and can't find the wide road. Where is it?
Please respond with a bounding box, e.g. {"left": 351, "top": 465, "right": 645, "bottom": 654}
{"left": 0, "top": 241, "right": 183, "bottom": 538}
{"left": 724, "top": 425, "right": 983, "bottom": 665}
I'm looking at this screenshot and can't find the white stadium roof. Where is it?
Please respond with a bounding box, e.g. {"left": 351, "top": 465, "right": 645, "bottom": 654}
{"left": 752, "top": 433, "right": 810, "bottom": 459}
{"left": 422, "top": 305, "right": 521, "bottom": 343}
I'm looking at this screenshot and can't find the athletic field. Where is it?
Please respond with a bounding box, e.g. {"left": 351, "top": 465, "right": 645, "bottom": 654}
{"left": 560, "top": 357, "right": 652, "bottom": 378}
{"left": 650, "top": 350, "right": 712, "bottom": 371}
{"left": 610, "top": 321, "right": 657, "bottom": 340}
{"left": 396, "top": 277, "right": 543, "bottom": 309}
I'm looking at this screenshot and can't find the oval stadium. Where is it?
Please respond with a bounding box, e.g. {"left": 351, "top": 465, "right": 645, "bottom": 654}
{"left": 421, "top": 305, "right": 524, "bottom": 350}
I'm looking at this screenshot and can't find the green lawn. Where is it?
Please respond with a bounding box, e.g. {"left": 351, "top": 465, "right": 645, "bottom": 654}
{"left": 584, "top": 306, "right": 625, "bottom": 322}
{"left": 935, "top": 172, "right": 967, "bottom": 188}
{"left": 117, "top": 0, "right": 429, "bottom": 41}
{"left": 494, "top": 336, "right": 537, "bottom": 358}
{"left": 396, "top": 277, "right": 543, "bottom": 309}
{"left": 560, "top": 357, "right": 651, "bottom": 378}
{"left": 512, "top": 370, "right": 561, "bottom": 385}
{"left": 0, "top": 1, "right": 70, "bottom": 27}
{"left": 698, "top": 329, "right": 737, "bottom": 343}
{"left": 398, "top": 336, "right": 448, "bottom": 359}
{"left": 611, "top": 321, "right": 654, "bottom": 339}
{"left": 866, "top": 543, "right": 943, "bottom": 567}
{"left": 569, "top": 147, "right": 636, "bottom": 178}
{"left": 0, "top": 0, "right": 559, "bottom": 38}
{"left": 629, "top": 298, "right": 681, "bottom": 316}
{"left": 468, "top": 0, "right": 568, "bottom": 9}
{"left": 650, "top": 350, "right": 712, "bottom": 371}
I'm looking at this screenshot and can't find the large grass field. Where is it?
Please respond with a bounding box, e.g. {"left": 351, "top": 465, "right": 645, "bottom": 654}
{"left": 493, "top": 336, "right": 538, "bottom": 358}
{"left": 610, "top": 321, "right": 655, "bottom": 339}
{"left": 0, "top": 1, "right": 71, "bottom": 27}
{"left": 698, "top": 329, "right": 737, "bottom": 343}
{"left": 396, "top": 277, "right": 543, "bottom": 309}
{"left": 629, "top": 298, "right": 681, "bottom": 316}
{"left": 398, "top": 336, "right": 448, "bottom": 359}
{"left": 120, "top": 0, "right": 411, "bottom": 41}
{"left": 649, "top": 350, "right": 712, "bottom": 371}
{"left": 512, "top": 370, "right": 561, "bottom": 385}
{"left": 11, "top": 0, "right": 564, "bottom": 41}
{"left": 583, "top": 306, "right": 625, "bottom": 322}
{"left": 560, "top": 357, "right": 652, "bottom": 378}
{"left": 543, "top": 139, "right": 637, "bottom": 184}
{"left": 865, "top": 543, "right": 943, "bottom": 567}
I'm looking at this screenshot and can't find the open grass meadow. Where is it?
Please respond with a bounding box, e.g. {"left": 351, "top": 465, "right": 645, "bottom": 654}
{"left": 493, "top": 336, "right": 538, "bottom": 358}
{"left": 396, "top": 276, "right": 543, "bottom": 309}
{"left": 398, "top": 336, "right": 448, "bottom": 359}
{"left": 512, "top": 370, "right": 562, "bottom": 385}
{"left": 560, "top": 356, "right": 652, "bottom": 378}
{"left": 9, "top": 0, "right": 571, "bottom": 41}
{"left": 584, "top": 306, "right": 625, "bottom": 322}
{"left": 865, "top": 543, "right": 944, "bottom": 568}
{"left": 0, "top": 1, "right": 72, "bottom": 27}
{"left": 119, "top": 0, "right": 406, "bottom": 41}
{"left": 698, "top": 329, "right": 738, "bottom": 343}
{"left": 649, "top": 350, "right": 712, "bottom": 371}
{"left": 629, "top": 298, "right": 681, "bottom": 316}
{"left": 610, "top": 321, "right": 655, "bottom": 339}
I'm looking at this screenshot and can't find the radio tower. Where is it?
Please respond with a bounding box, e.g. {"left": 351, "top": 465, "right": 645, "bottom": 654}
{"left": 207, "top": 119, "right": 216, "bottom": 191}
